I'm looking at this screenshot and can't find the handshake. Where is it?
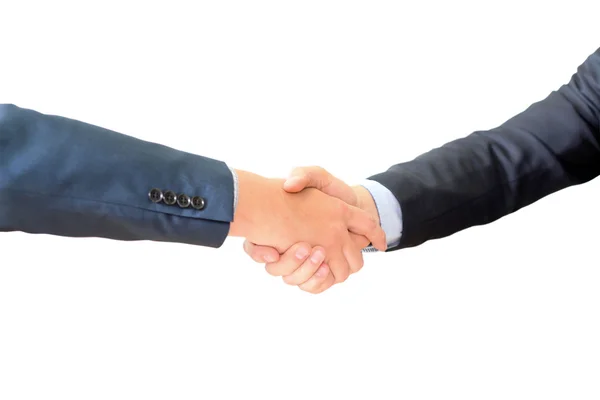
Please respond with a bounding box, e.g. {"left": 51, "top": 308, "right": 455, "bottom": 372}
{"left": 228, "top": 166, "right": 387, "bottom": 295}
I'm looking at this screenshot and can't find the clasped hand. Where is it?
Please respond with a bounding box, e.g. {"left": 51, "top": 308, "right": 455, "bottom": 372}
{"left": 237, "top": 167, "right": 385, "bottom": 294}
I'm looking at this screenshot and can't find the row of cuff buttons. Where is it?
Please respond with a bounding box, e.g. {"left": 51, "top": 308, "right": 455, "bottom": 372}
{"left": 148, "top": 188, "right": 206, "bottom": 210}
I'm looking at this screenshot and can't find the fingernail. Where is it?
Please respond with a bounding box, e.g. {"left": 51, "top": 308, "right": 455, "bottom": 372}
{"left": 310, "top": 250, "right": 324, "bottom": 264}
{"left": 315, "top": 265, "right": 328, "bottom": 277}
{"left": 295, "top": 247, "right": 309, "bottom": 259}
{"left": 264, "top": 255, "right": 275, "bottom": 263}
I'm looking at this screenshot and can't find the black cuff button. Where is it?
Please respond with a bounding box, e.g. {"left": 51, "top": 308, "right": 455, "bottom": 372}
{"left": 163, "top": 190, "right": 177, "bottom": 205}
{"left": 191, "top": 196, "right": 206, "bottom": 210}
{"left": 177, "top": 193, "right": 191, "bottom": 208}
{"left": 149, "top": 188, "right": 163, "bottom": 203}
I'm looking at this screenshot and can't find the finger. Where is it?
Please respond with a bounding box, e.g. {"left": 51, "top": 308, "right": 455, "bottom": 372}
{"left": 299, "top": 263, "right": 335, "bottom": 294}
{"left": 243, "top": 240, "right": 281, "bottom": 263}
{"left": 350, "top": 232, "right": 370, "bottom": 250}
{"left": 282, "top": 247, "right": 326, "bottom": 286}
{"left": 327, "top": 250, "right": 351, "bottom": 283}
{"left": 342, "top": 239, "right": 364, "bottom": 274}
{"left": 284, "top": 167, "right": 357, "bottom": 205}
{"left": 264, "top": 242, "right": 312, "bottom": 277}
{"left": 311, "top": 270, "right": 336, "bottom": 294}
{"left": 344, "top": 204, "right": 387, "bottom": 251}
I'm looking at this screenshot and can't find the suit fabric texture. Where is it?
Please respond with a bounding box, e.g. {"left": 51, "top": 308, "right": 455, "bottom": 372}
{"left": 370, "top": 47, "right": 600, "bottom": 250}
{"left": 0, "top": 105, "right": 235, "bottom": 248}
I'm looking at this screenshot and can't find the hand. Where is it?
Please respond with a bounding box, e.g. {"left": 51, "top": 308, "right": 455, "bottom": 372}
{"left": 229, "top": 170, "right": 386, "bottom": 284}
{"left": 243, "top": 167, "right": 383, "bottom": 293}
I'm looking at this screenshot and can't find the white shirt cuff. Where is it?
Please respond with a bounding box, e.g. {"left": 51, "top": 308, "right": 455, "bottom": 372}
{"left": 360, "top": 179, "right": 403, "bottom": 252}
{"left": 228, "top": 166, "right": 239, "bottom": 214}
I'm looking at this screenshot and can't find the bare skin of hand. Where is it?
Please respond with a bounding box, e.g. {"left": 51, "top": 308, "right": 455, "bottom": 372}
{"left": 243, "top": 167, "right": 383, "bottom": 294}
{"left": 230, "top": 169, "right": 385, "bottom": 285}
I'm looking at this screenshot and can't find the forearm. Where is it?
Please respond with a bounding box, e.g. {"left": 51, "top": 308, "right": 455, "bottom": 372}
{"left": 0, "top": 104, "right": 235, "bottom": 247}
{"left": 371, "top": 47, "right": 600, "bottom": 250}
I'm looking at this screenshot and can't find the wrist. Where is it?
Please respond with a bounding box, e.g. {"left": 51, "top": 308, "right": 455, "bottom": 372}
{"left": 228, "top": 169, "right": 283, "bottom": 238}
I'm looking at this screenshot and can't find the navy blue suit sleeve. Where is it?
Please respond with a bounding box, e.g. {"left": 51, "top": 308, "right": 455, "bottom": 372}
{"left": 370, "top": 47, "right": 600, "bottom": 250}
{"left": 0, "top": 105, "right": 235, "bottom": 248}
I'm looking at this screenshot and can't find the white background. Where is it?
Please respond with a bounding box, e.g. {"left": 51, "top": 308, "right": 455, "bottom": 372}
{"left": 1, "top": 1, "right": 599, "bottom": 399}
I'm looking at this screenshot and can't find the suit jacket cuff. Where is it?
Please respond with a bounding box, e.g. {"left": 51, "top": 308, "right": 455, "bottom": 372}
{"left": 0, "top": 104, "right": 235, "bottom": 248}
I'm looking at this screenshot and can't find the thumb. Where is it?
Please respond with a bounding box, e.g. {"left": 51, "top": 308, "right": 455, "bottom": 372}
{"left": 282, "top": 166, "right": 331, "bottom": 193}
{"left": 283, "top": 166, "right": 357, "bottom": 206}
{"left": 282, "top": 176, "right": 310, "bottom": 193}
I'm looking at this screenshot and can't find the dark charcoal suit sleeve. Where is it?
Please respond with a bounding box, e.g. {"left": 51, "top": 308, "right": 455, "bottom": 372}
{"left": 369, "top": 47, "right": 600, "bottom": 250}
{"left": 0, "top": 105, "right": 235, "bottom": 248}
